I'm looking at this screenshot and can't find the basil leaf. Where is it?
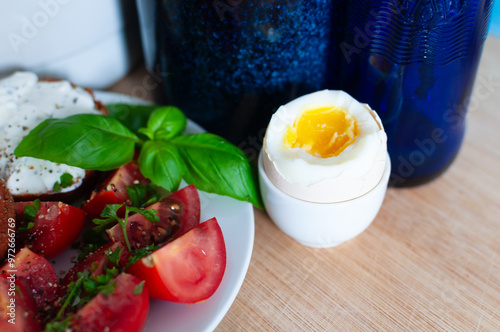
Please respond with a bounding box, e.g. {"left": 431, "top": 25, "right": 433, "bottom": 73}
{"left": 138, "top": 106, "right": 187, "bottom": 141}
{"left": 106, "top": 103, "right": 159, "bottom": 134}
{"left": 14, "top": 114, "right": 137, "bottom": 171}
{"left": 138, "top": 140, "right": 186, "bottom": 191}
{"left": 134, "top": 281, "right": 145, "bottom": 295}
{"left": 172, "top": 133, "right": 263, "bottom": 209}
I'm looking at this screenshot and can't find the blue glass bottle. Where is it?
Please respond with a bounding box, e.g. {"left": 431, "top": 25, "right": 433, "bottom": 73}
{"left": 339, "top": 0, "right": 493, "bottom": 186}
{"left": 148, "top": 0, "right": 345, "bottom": 153}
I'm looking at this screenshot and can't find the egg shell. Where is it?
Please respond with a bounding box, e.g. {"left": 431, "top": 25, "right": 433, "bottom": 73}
{"left": 263, "top": 98, "right": 387, "bottom": 203}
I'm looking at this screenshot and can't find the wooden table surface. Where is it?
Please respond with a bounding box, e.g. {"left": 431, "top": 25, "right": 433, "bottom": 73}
{"left": 108, "top": 36, "right": 500, "bottom": 331}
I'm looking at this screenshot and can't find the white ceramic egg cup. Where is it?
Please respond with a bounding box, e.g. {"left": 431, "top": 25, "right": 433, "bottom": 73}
{"left": 258, "top": 151, "right": 391, "bottom": 248}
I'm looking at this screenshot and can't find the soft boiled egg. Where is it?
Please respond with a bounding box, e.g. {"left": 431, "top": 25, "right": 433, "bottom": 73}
{"left": 262, "top": 90, "right": 387, "bottom": 203}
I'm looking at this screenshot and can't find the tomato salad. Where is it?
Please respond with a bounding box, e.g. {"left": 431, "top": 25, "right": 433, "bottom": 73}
{"left": 1, "top": 79, "right": 261, "bottom": 331}
{"left": 1, "top": 161, "right": 227, "bottom": 332}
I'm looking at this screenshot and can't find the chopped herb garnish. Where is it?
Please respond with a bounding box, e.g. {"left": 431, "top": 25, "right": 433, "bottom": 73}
{"left": 75, "top": 228, "right": 109, "bottom": 259}
{"left": 92, "top": 204, "right": 159, "bottom": 253}
{"left": 92, "top": 204, "right": 124, "bottom": 234}
{"left": 75, "top": 243, "right": 100, "bottom": 262}
{"left": 60, "top": 172, "right": 74, "bottom": 187}
{"left": 44, "top": 249, "right": 122, "bottom": 331}
{"left": 82, "top": 268, "right": 118, "bottom": 299}
{"left": 126, "top": 243, "right": 158, "bottom": 269}
{"left": 134, "top": 280, "right": 145, "bottom": 295}
{"left": 126, "top": 206, "right": 159, "bottom": 224}
{"left": 53, "top": 172, "right": 73, "bottom": 192}
{"left": 19, "top": 199, "right": 40, "bottom": 231}
{"left": 126, "top": 183, "right": 162, "bottom": 208}
{"left": 14, "top": 285, "right": 23, "bottom": 299}
{"left": 19, "top": 221, "right": 34, "bottom": 232}
{"left": 104, "top": 246, "right": 124, "bottom": 269}
{"left": 44, "top": 316, "right": 72, "bottom": 332}
{"left": 90, "top": 261, "right": 99, "bottom": 272}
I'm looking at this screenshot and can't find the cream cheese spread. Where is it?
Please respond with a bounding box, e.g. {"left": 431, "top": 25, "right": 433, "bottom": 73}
{"left": 0, "top": 71, "right": 101, "bottom": 195}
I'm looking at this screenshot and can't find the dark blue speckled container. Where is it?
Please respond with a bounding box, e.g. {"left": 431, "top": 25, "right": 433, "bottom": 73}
{"left": 145, "top": 0, "right": 345, "bottom": 148}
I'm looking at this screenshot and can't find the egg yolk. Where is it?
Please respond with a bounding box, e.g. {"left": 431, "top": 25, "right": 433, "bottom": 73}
{"left": 283, "top": 106, "right": 360, "bottom": 158}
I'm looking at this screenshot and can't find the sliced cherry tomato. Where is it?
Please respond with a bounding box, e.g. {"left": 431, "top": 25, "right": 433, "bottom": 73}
{"left": 1, "top": 248, "right": 59, "bottom": 313}
{"left": 15, "top": 201, "right": 86, "bottom": 259}
{"left": 60, "top": 243, "right": 130, "bottom": 296}
{"left": 71, "top": 273, "right": 149, "bottom": 332}
{"left": 82, "top": 161, "right": 149, "bottom": 219}
{"left": 81, "top": 190, "right": 126, "bottom": 220}
{"left": 166, "top": 184, "right": 200, "bottom": 237}
{"left": 107, "top": 185, "right": 200, "bottom": 249}
{"left": 127, "top": 217, "right": 226, "bottom": 303}
{"left": 107, "top": 201, "right": 180, "bottom": 249}
{"left": 0, "top": 276, "right": 41, "bottom": 332}
{"left": 100, "top": 160, "right": 150, "bottom": 202}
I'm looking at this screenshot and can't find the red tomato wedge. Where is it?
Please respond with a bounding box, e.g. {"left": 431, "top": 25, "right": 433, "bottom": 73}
{"left": 0, "top": 276, "right": 41, "bottom": 332}
{"left": 1, "top": 248, "right": 59, "bottom": 312}
{"left": 15, "top": 201, "right": 86, "bottom": 259}
{"left": 127, "top": 217, "right": 226, "bottom": 303}
{"left": 71, "top": 273, "right": 149, "bottom": 332}
{"left": 106, "top": 185, "right": 200, "bottom": 249}
{"left": 82, "top": 161, "right": 149, "bottom": 219}
{"left": 59, "top": 242, "right": 132, "bottom": 298}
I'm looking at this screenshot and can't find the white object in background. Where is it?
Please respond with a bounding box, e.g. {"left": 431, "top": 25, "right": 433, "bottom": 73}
{"left": 0, "top": 0, "right": 141, "bottom": 89}
{"left": 259, "top": 151, "right": 391, "bottom": 248}
{"left": 136, "top": 0, "right": 156, "bottom": 70}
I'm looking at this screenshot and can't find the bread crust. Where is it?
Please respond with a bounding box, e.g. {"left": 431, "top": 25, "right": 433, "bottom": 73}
{"left": 0, "top": 179, "right": 14, "bottom": 259}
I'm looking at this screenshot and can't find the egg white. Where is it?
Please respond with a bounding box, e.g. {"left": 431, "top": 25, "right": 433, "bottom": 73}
{"left": 263, "top": 90, "right": 387, "bottom": 203}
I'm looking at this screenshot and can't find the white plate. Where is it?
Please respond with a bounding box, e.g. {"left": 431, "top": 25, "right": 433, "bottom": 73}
{"left": 54, "top": 91, "right": 255, "bottom": 332}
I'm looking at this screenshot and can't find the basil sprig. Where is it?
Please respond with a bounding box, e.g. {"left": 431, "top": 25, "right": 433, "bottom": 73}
{"left": 14, "top": 105, "right": 263, "bottom": 209}
{"left": 15, "top": 114, "right": 137, "bottom": 171}
{"left": 138, "top": 106, "right": 187, "bottom": 140}
{"left": 106, "top": 103, "right": 158, "bottom": 134}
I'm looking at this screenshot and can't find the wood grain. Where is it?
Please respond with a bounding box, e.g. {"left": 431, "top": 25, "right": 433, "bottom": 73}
{"left": 108, "top": 37, "right": 500, "bottom": 331}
